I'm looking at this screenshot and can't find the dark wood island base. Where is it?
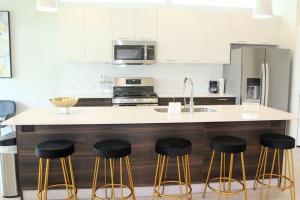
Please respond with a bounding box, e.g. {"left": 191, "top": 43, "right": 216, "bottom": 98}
{"left": 16, "top": 120, "right": 286, "bottom": 191}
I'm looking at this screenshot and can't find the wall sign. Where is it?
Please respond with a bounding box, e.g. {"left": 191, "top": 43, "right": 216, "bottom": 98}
{"left": 0, "top": 11, "right": 12, "bottom": 78}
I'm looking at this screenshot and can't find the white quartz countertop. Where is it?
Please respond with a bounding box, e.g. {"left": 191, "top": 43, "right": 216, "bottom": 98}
{"left": 2, "top": 105, "right": 296, "bottom": 126}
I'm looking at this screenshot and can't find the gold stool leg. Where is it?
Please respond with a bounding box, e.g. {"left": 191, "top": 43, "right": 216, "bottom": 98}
{"left": 91, "top": 157, "right": 100, "bottom": 200}
{"left": 109, "top": 158, "right": 115, "bottom": 199}
{"left": 219, "top": 152, "right": 223, "bottom": 200}
{"left": 254, "top": 147, "right": 264, "bottom": 190}
{"left": 183, "top": 155, "right": 189, "bottom": 200}
{"left": 177, "top": 156, "right": 183, "bottom": 200}
{"left": 104, "top": 158, "right": 108, "bottom": 199}
{"left": 260, "top": 147, "right": 269, "bottom": 200}
{"left": 286, "top": 150, "right": 295, "bottom": 200}
{"left": 120, "top": 157, "right": 123, "bottom": 200}
{"left": 203, "top": 151, "right": 215, "bottom": 199}
{"left": 61, "top": 158, "right": 72, "bottom": 200}
{"left": 290, "top": 150, "right": 296, "bottom": 200}
{"left": 227, "top": 154, "right": 234, "bottom": 193}
{"left": 152, "top": 155, "right": 161, "bottom": 200}
{"left": 223, "top": 153, "right": 226, "bottom": 192}
{"left": 162, "top": 157, "right": 169, "bottom": 195}
{"left": 125, "top": 156, "right": 136, "bottom": 200}
{"left": 156, "top": 155, "right": 166, "bottom": 200}
{"left": 43, "top": 159, "right": 50, "bottom": 200}
{"left": 37, "top": 158, "right": 43, "bottom": 200}
{"left": 277, "top": 150, "right": 282, "bottom": 188}
{"left": 241, "top": 152, "right": 248, "bottom": 200}
{"left": 265, "top": 149, "right": 277, "bottom": 200}
{"left": 68, "top": 156, "right": 77, "bottom": 200}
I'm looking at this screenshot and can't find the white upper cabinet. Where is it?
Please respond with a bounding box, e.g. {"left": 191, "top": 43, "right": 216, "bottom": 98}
{"left": 59, "top": 7, "right": 85, "bottom": 63}
{"left": 86, "top": 7, "right": 112, "bottom": 63}
{"left": 205, "top": 12, "right": 230, "bottom": 64}
{"left": 231, "top": 13, "right": 280, "bottom": 45}
{"left": 252, "top": 16, "right": 280, "bottom": 45}
{"left": 182, "top": 10, "right": 206, "bottom": 63}
{"left": 157, "top": 8, "right": 182, "bottom": 63}
{"left": 134, "top": 8, "right": 157, "bottom": 41}
{"left": 112, "top": 8, "right": 134, "bottom": 40}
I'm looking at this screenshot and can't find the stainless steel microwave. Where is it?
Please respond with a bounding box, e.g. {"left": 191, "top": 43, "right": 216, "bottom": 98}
{"left": 113, "top": 40, "right": 156, "bottom": 65}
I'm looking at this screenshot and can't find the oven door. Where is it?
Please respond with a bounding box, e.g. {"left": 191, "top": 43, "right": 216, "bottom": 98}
{"left": 113, "top": 44, "right": 145, "bottom": 65}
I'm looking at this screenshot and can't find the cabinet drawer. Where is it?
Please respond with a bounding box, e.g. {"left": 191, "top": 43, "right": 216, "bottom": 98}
{"left": 75, "top": 98, "right": 112, "bottom": 107}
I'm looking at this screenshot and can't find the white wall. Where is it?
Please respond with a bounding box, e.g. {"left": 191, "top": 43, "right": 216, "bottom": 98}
{"left": 0, "top": 0, "right": 223, "bottom": 113}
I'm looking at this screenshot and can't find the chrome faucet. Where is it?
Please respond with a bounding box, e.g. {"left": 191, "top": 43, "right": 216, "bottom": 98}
{"left": 183, "top": 77, "right": 194, "bottom": 113}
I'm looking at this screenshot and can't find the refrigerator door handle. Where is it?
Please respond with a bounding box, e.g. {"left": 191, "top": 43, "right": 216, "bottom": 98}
{"left": 265, "top": 63, "right": 270, "bottom": 106}
{"left": 260, "top": 63, "right": 266, "bottom": 105}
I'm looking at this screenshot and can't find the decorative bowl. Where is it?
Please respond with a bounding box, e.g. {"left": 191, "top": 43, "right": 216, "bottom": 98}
{"left": 49, "top": 97, "right": 78, "bottom": 114}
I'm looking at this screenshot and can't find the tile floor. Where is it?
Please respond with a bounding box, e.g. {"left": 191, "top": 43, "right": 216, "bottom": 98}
{"left": 1, "top": 148, "right": 299, "bottom": 200}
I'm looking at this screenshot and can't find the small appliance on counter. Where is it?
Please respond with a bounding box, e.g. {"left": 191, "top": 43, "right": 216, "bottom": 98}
{"left": 209, "top": 81, "right": 219, "bottom": 93}
{"left": 112, "top": 77, "right": 158, "bottom": 106}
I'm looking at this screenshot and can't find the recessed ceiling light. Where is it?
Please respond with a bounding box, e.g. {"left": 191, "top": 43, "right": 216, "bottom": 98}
{"left": 172, "top": 0, "right": 256, "bottom": 8}
{"left": 37, "top": 0, "right": 58, "bottom": 12}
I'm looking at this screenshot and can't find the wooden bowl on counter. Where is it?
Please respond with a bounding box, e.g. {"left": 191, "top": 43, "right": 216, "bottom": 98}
{"left": 49, "top": 97, "right": 78, "bottom": 114}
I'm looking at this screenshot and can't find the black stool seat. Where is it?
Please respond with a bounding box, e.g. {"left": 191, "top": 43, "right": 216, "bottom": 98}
{"left": 210, "top": 136, "right": 246, "bottom": 153}
{"left": 155, "top": 138, "right": 192, "bottom": 156}
{"left": 35, "top": 140, "right": 74, "bottom": 159}
{"left": 93, "top": 139, "right": 131, "bottom": 158}
{"left": 260, "top": 133, "right": 295, "bottom": 149}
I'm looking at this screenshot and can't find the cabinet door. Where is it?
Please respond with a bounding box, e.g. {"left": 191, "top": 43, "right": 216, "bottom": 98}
{"left": 134, "top": 8, "right": 157, "bottom": 41}
{"left": 231, "top": 13, "right": 280, "bottom": 45}
{"left": 59, "top": 7, "right": 85, "bottom": 63}
{"left": 157, "top": 8, "right": 182, "bottom": 63}
{"left": 230, "top": 13, "right": 255, "bottom": 44}
{"left": 205, "top": 12, "right": 230, "bottom": 64}
{"left": 86, "top": 7, "right": 112, "bottom": 63}
{"left": 252, "top": 16, "right": 280, "bottom": 45}
{"left": 182, "top": 10, "right": 206, "bottom": 63}
{"left": 112, "top": 8, "right": 134, "bottom": 40}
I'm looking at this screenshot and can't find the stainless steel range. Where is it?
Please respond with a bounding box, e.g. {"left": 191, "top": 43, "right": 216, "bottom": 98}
{"left": 112, "top": 77, "right": 158, "bottom": 106}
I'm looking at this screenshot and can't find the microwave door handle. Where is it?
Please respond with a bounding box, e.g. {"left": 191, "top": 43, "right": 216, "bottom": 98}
{"left": 265, "top": 63, "right": 270, "bottom": 106}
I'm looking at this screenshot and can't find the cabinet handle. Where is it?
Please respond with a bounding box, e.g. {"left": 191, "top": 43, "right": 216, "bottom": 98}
{"left": 67, "top": 59, "right": 79, "bottom": 63}
{"left": 236, "top": 41, "right": 248, "bottom": 43}
{"left": 118, "top": 38, "right": 130, "bottom": 40}
{"left": 165, "top": 59, "right": 175, "bottom": 62}
{"left": 217, "top": 98, "right": 229, "bottom": 101}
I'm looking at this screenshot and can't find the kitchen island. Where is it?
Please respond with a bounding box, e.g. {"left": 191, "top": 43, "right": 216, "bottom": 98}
{"left": 2, "top": 105, "right": 295, "bottom": 194}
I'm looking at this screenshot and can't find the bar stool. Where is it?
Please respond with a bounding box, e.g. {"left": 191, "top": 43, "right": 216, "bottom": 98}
{"left": 35, "top": 140, "right": 77, "bottom": 200}
{"left": 203, "top": 136, "right": 248, "bottom": 199}
{"left": 91, "top": 139, "right": 136, "bottom": 200}
{"left": 153, "top": 138, "right": 192, "bottom": 200}
{"left": 253, "top": 133, "right": 296, "bottom": 200}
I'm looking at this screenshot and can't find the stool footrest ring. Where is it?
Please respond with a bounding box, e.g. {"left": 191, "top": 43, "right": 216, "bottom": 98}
{"left": 207, "top": 177, "right": 245, "bottom": 195}
{"left": 154, "top": 180, "right": 192, "bottom": 199}
{"left": 93, "top": 184, "right": 134, "bottom": 200}
{"left": 37, "top": 183, "right": 77, "bottom": 200}
{"left": 256, "top": 173, "right": 294, "bottom": 190}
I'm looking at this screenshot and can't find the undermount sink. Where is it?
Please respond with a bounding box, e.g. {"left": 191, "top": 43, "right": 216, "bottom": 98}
{"left": 154, "top": 107, "right": 217, "bottom": 113}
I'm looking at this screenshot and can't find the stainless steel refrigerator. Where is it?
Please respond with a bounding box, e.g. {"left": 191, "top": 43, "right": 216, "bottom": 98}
{"left": 223, "top": 47, "right": 291, "bottom": 111}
